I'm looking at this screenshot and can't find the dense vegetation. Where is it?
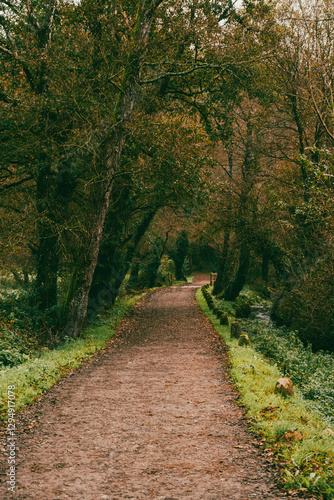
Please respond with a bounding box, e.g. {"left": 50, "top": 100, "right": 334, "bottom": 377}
{"left": 197, "top": 287, "right": 334, "bottom": 499}
{"left": 206, "top": 286, "right": 334, "bottom": 426}
{"left": 1, "top": 1, "right": 334, "bottom": 358}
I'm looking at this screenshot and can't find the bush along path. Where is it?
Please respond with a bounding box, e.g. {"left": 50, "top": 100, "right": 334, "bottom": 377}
{"left": 0, "top": 276, "right": 304, "bottom": 499}
{"left": 198, "top": 285, "right": 334, "bottom": 499}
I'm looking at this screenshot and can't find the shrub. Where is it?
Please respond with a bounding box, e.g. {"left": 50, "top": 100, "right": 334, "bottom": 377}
{"left": 273, "top": 258, "right": 334, "bottom": 351}
{"left": 234, "top": 296, "right": 252, "bottom": 318}
{"left": 0, "top": 325, "right": 35, "bottom": 368}
{"left": 0, "top": 290, "right": 59, "bottom": 368}
{"left": 233, "top": 290, "right": 260, "bottom": 318}
{"left": 220, "top": 312, "right": 229, "bottom": 325}
{"left": 242, "top": 320, "right": 334, "bottom": 425}
{"left": 155, "top": 256, "right": 175, "bottom": 286}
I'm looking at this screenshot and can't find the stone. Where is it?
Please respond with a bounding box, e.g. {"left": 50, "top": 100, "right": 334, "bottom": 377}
{"left": 238, "top": 334, "right": 250, "bottom": 346}
{"left": 323, "top": 428, "right": 334, "bottom": 437}
{"left": 220, "top": 313, "right": 229, "bottom": 325}
{"left": 231, "top": 321, "right": 241, "bottom": 338}
{"left": 274, "top": 377, "right": 294, "bottom": 397}
{"left": 210, "top": 272, "right": 217, "bottom": 286}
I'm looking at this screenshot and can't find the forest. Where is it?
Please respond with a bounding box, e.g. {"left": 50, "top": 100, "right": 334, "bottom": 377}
{"left": 1, "top": 0, "right": 334, "bottom": 355}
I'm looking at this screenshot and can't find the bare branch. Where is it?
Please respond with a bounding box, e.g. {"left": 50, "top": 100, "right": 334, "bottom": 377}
{"left": 0, "top": 35, "right": 35, "bottom": 88}
{"left": 140, "top": 63, "right": 220, "bottom": 84}
{"left": 0, "top": 176, "right": 34, "bottom": 192}
{"left": 140, "top": 53, "right": 276, "bottom": 84}
{"left": 0, "top": 13, "right": 20, "bottom": 58}
{"left": 26, "top": 0, "right": 40, "bottom": 30}
{"left": 45, "top": 0, "right": 58, "bottom": 51}
{"left": 283, "top": 17, "right": 334, "bottom": 22}
{"left": 0, "top": 43, "right": 12, "bottom": 56}
{"left": 309, "top": 85, "right": 334, "bottom": 141}
{"left": 153, "top": 0, "right": 165, "bottom": 10}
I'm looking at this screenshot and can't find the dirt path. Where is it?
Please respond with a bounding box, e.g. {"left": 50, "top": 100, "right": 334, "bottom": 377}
{"left": 1, "top": 276, "right": 293, "bottom": 499}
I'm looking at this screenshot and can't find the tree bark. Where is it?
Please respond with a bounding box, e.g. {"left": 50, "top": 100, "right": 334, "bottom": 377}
{"left": 213, "top": 230, "right": 230, "bottom": 295}
{"left": 224, "top": 246, "right": 251, "bottom": 301}
{"left": 62, "top": 180, "right": 112, "bottom": 336}
{"left": 88, "top": 209, "right": 157, "bottom": 314}
{"left": 34, "top": 162, "right": 59, "bottom": 310}
{"left": 127, "top": 258, "right": 141, "bottom": 289}
{"left": 35, "top": 230, "right": 59, "bottom": 310}
{"left": 62, "top": 4, "right": 157, "bottom": 337}
{"left": 261, "top": 252, "right": 270, "bottom": 282}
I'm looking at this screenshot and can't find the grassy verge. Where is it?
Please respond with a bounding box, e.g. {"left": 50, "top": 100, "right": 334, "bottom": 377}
{"left": 0, "top": 292, "right": 145, "bottom": 421}
{"left": 171, "top": 275, "right": 195, "bottom": 286}
{"left": 196, "top": 287, "right": 334, "bottom": 500}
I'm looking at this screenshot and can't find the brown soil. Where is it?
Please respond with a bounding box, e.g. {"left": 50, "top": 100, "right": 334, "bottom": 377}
{"left": 0, "top": 275, "right": 297, "bottom": 499}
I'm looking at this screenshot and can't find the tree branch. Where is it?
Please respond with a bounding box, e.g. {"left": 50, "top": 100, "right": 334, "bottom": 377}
{"left": 0, "top": 176, "right": 34, "bottom": 192}
{"left": 44, "top": 0, "right": 58, "bottom": 50}
{"left": 26, "top": 0, "right": 41, "bottom": 30}
{"left": 140, "top": 64, "right": 220, "bottom": 84}
{"left": 140, "top": 53, "right": 276, "bottom": 85}
{"left": 310, "top": 85, "right": 334, "bottom": 141}
{"left": 0, "top": 43, "right": 12, "bottom": 56}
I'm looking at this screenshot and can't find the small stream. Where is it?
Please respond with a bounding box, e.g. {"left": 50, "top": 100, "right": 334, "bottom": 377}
{"left": 249, "top": 304, "right": 272, "bottom": 324}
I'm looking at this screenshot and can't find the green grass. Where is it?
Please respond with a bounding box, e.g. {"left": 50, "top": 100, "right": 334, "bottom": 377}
{"left": 171, "top": 275, "right": 195, "bottom": 286}
{"left": 0, "top": 292, "right": 145, "bottom": 421}
{"left": 196, "top": 287, "right": 334, "bottom": 499}
{"left": 241, "top": 320, "right": 334, "bottom": 426}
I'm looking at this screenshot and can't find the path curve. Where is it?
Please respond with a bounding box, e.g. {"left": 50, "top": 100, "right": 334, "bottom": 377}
{"left": 1, "top": 277, "right": 292, "bottom": 499}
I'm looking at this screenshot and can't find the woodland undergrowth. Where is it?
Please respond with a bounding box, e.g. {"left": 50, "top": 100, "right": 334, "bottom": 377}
{"left": 197, "top": 287, "right": 334, "bottom": 500}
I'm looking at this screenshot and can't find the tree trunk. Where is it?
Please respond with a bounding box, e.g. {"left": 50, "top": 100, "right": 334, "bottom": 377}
{"left": 34, "top": 162, "right": 59, "bottom": 310}
{"left": 224, "top": 246, "right": 251, "bottom": 301}
{"left": 35, "top": 231, "right": 59, "bottom": 310}
{"left": 88, "top": 209, "right": 157, "bottom": 314}
{"left": 174, "top": 260, "right": 186, "bottom": 281}
{"left": 127, "top": 258, "right": 140, "bottom": 289}
{"left": 173, "top": 231, "right": 189, "bottom": 281}
{"left": 261, "top": 252, "right": 270, "bottom": 282}
{"left": 213, "top": 230, "right": 230, "bottom": 295}
{"left": 62, "top": 182, "right": 112, "bottom": 337}
{"left": 62, "top": 5, "right": 156, "bottom": 337}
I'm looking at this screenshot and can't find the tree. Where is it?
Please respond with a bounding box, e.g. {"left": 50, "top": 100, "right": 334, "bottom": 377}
{"left": 62, "top": 0, "right": 218, "bottom": 336}
{"left": 171, "top": 230, "right": 190, "bottom": 281}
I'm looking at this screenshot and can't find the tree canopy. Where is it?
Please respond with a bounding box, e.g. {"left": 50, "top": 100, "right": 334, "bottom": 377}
{"left": 1, "top": 0, "right": 334, "bottom": 350}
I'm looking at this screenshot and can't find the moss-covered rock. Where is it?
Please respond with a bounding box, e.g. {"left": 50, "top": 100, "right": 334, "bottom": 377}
{"left": 231, "top": 321, "right": 241, "bottom": 338}
{"left": 274, "top": 377, "right": 294, "bottom": 397}
{"left": 220, "top": 312, "right": 229, "bottom": 325}
{"left": 238, "top": 334, "right": 251, "bottom": 346}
